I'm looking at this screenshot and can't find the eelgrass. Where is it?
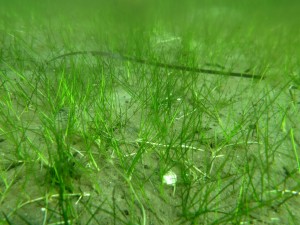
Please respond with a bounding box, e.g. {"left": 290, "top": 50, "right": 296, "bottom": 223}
{"left": 1, "top": 1, "right": 300, "bottom": 224}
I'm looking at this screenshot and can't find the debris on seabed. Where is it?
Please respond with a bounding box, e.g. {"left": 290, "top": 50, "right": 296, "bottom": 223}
{"left": 163, "top": 170, "right": 177, "bottom": 196}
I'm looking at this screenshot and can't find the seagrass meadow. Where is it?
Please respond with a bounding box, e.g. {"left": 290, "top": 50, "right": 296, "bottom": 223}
{"left": 0, "top": 0, "right": 300, "bottom": 224}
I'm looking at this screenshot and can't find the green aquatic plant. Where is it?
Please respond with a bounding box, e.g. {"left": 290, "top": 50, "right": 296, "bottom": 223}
{"left": 0, "top": 1, "right": 300, "bottom": 224}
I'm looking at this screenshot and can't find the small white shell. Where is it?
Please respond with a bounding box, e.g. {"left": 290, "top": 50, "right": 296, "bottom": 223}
{"left": 162, "top": 170, "right": 177, "bottom": 186}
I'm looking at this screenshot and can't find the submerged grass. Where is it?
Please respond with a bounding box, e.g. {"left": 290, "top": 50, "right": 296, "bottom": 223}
{"left": 1, "top": 1, "right": 300, "bottom": 224}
